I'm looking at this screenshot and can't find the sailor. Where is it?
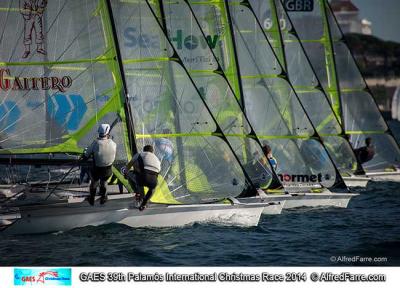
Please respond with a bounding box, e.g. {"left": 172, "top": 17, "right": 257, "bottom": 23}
{"left": 262, "top": 143, "right": 278, "bottom": 171}
{"left": 84, "top": 124, "right": 117, "bottom": 205}
{"left": 155, "top": 128, "right": 174, "bottom": 166}
{"left": 19, "top": 0, "right": 48, "bottom": 58}
{"left": 154, "top": 128, "right": 174, "bottom": 182}
{"left": 354, "top": 137, "right": 375, "bottom": 164}
{"left": 122, "top": 145, "right": 161, "bottom": 211}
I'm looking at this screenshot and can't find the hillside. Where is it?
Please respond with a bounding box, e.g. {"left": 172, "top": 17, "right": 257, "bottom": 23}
{"left": 345, "top": 33, "right": 400, "bottom": 79}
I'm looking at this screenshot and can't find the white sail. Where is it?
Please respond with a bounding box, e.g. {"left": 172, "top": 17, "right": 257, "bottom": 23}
{"left": 284, "top": 0, "right": 400, "bottom": 174}
{"left": 249, "top": 0, "right": 361, "bottom": 177}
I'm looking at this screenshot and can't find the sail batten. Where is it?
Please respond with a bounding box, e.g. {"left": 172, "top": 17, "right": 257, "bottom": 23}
{"left": 183, "top": 0, "right": 342, "bottom": 190}
{"left": 247, "top": 0, "right": 366, "bottom": 177}
{"left": 284, "top": 0, "right": 400, "bottom": 173}
{"left": 0, "top": 0, "right": 134, "bottom": 188}
{"left": 105, "top": 0, "right": 256, "bottom": 203}
{"left": 223, "top": 1, "right": 340, "bottom": 187}
{"left": 152, "top": 0, "right": 285, "bottom": 193}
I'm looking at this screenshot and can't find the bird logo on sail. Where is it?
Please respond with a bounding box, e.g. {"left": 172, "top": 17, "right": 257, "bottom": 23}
{"left": 19, "top": 0, "right": 48, "bottom": 58}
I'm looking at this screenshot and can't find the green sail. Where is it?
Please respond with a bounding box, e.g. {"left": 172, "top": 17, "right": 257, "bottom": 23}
{"left": 249, "top": 0, "right": 361, "bottom": 176}
{"left": 0, "top": 0, "right": 131, "bottom": 185}
{"left": 284, "top": 0, "right": 400, "bottom": 173}
{"left": 157, "top": 0, "right": 280, "bottom": 191}
{"left": 186, "top": 0, "right": 341, "bottom": 189}
{"left": 109, "top": 0, "right": 251, "bottom": 203}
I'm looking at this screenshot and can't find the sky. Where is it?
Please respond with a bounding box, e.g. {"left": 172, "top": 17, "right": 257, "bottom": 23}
{"left": 351, "top": 0, "right": 400, "bottom": 43}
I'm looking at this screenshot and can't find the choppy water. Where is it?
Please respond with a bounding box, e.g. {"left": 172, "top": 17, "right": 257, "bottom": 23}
{"left": 1, "top": 124, "right": 400, "bottom": 266}
{"left": 1, "top": 181, "right": 399, "bottom": 266}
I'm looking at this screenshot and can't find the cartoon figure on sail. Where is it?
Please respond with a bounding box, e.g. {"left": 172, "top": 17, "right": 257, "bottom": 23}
{"left": 19, "top": 0, "right": 48, "bottom": 58}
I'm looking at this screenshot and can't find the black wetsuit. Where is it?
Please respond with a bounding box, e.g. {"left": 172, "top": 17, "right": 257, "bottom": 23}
{"left": 354, "top": 145, "right": 375, "bottom": 164}
{"left": 354, "top": 145, "right": 375, "bottom": 174}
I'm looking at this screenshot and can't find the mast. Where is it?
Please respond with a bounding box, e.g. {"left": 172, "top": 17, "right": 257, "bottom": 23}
{"left": 168, "top": 0, "right": 288, "bottom": 190}
{"left": 146, "top": 0, "right": 264, "bottom": 193}
{"left": 269, "top": 0, "right": 288, "bottom": 70}
{"left": 104, "top": 0, "right": 138, "bottom": 155}
{"left": 319, "top": 0, "right": 344, "bottom": 129}
{"left": 153, "top": 0, "right": 188, "bottom": 189}
{"left": 273, "top": 0, "right": 366, "bottom": 175}
{"left": 222, "top": 0, "right": 246, "bottom": 110}
{"left": 238, "top": 0, "right": 348, "bottom": 189}
{"left": 325, "top": 0, "right": 400, "bottom": 156}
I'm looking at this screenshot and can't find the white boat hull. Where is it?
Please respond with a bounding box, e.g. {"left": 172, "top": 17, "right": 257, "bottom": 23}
{"left": 236, "top": 197, "right": 284, "bottom": 215}
{"left": 1, "top": 194, "right": 267, "bottom": 235}
{"left": 262, "top": 202, "right": 284, "bottom": 215}
{"left": 119, "top": 202, "right": 266, "bottom": 228}
{"left": 280, "top": 192, "right": 354, "bottom": 209}
{"left": 343, "top": 176, "right": 370, "bottom": 187}
{"left": 238, "top": 191, "right": 356, "bottom": 210}
{"left": 366, "top": 171, "right": 400, "bottom": 182}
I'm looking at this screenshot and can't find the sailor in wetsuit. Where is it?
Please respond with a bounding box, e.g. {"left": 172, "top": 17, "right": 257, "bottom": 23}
{"left": 354, "top": 137, "right": 375, "bottom": 165}
{"left": 84, "top": 124, "right": 117, "bottom": 205}
{"left": 122, "top": 145, "right": 161, "bottom": 211}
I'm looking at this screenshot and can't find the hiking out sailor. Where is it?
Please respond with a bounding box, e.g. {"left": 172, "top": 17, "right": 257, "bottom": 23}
{"left": 354, "top": 137, "right": 375, "bottom": 164}
{"left": 83, "top": 124, "right": 117, "bottom": 205}
{"left": 122, "top": 145, "right": 161, "bottom": 211}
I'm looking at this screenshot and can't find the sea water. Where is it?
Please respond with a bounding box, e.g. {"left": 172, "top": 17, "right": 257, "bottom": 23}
{"left": 1, "top": 125, "right": 400, "bottom": 266}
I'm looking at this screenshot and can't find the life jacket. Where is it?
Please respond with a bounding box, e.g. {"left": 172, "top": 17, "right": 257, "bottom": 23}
{"left": 132, "top": 152, "right": 161, "bottom": 174}
{"left": 85, "top": 138, "right": 117, "bottom": 168}
{"left": 268, "top": 156, "right": 278, "bottom": 171}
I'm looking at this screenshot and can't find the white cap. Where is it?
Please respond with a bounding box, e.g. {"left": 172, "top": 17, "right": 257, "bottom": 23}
{"left": 98, "top": 123, "right": 110, "bottom": 137}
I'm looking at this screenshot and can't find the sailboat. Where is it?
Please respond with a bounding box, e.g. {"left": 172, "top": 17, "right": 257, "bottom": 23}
{"left": 392, "top": 86, "right": 400, "bottom": 121}
{"left": 164, "top": 0, "right": 357, "bottom": 209}
{"left": 143, "top": 0, "right": 286, "bottom": 214}
{"left": 284, "top": 0, "right": 400, "bottom": 183}
{"left": 0, "top": 0, "right": 271, "bottom": 235}
{"left": 109, "top": 0, "right": 283, "bottom": 215}
{"left": 249, "top": 0, "right": 369, "bottom": 187}
{"left": 391, "top": 87, "right": 399, "bottom": 121}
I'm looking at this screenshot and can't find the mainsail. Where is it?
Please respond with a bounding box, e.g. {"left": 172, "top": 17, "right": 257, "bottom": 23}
{"left": 109, "top": 0, "right": 256, "bottom": 203}
{"left": 249, "top": 0, "right": 362, "bottom": 177}
{"left": 284, "top": 0, "right": 400, "bottom": 173}
{"left": 142, "top": 0, "right": 282, "bottom": 193}
{"left": 184, "top": 0, "right": 342, "bottom": 189}
{"left": 391, "top": 87, "right": 400, "bottom": 121}
{"left": 0, "top": 0, "right": 131, "bottom": 186}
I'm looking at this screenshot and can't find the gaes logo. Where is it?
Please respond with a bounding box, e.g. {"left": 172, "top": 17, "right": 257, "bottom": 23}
{"left": 14, "top": 268, "right": 72, "bottom": 286}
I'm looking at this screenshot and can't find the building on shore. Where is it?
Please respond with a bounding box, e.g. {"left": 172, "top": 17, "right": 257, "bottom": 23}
{"left": 330, "top": 0, "right": 372, "bottom": 35}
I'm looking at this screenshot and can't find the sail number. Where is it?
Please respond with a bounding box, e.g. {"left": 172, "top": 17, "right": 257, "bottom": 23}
{"left": 263, "top": 18, "right": 287, "bottom": 30}
{"left": 283, "top": 0, "right": 314, "bottom": 12}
